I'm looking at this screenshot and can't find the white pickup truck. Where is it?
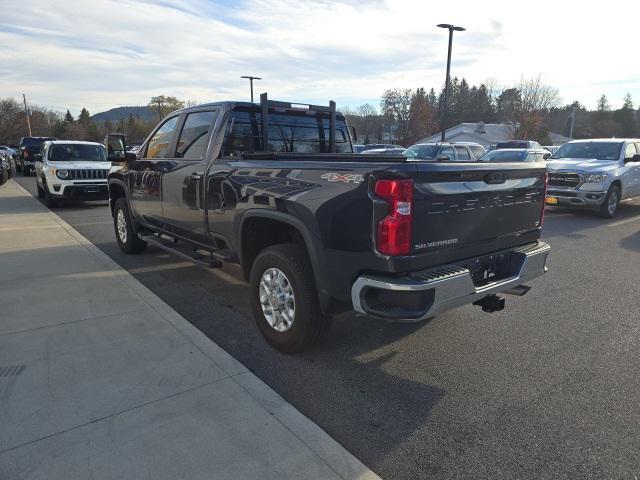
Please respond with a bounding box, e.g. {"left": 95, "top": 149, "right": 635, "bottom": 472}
{"left": 35, "top": 141, "right": 110, "bottom": 207}
{"left": 545, "top": 138, "right": 640, "bottom": 218}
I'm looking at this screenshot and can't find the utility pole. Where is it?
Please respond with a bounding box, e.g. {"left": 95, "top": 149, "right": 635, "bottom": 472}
{"left": 568, "top": 106, "right": 576, "bottom": 138}
{"left": 241, "top": 76, "right": 262, "bottom": 103}
{"left": 437, "top": 24, "right": 465, "bottom": 142}
{"left": 22, "top": 93, "right": 32, "bottom": 136}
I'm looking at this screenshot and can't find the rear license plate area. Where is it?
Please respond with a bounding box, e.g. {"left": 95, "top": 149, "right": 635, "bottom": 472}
{"left": 459, "top": 252, "right": 514, "bottom": 287}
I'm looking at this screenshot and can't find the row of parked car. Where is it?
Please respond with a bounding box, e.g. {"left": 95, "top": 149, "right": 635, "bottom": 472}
{"left": 354, "top": 140, "right": 555, "bottom": 162}
{"left": 353, "top": 138, "right": 640, "bottom": 218}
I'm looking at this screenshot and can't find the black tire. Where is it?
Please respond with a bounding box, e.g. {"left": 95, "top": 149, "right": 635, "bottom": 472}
{"left": 250, "top": 243, "right": 329, "bottom": 353}
{"left": 0, "top": 170, "right": 7, "bottom": 186}
{"left": 41, "top": 179, "right": 57, "bottom": 208}
{"left": 113, "top": 197, "right": 147, "bottom": 254}
{"left": 37, "top": 179, "right": 44, "bottom": 198}
{"left": 598, "top": 184, "right": 620, "bottom": 218}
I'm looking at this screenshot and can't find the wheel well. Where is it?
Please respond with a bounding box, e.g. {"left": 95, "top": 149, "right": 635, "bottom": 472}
{"left": 241, "top": 217, "right": 307, "bottom": 280}
{"left": 109, "top": 183, "right": 126, "bottom": 217}
{"left": 611, "top": 180, "right": 622, "bottom": 193}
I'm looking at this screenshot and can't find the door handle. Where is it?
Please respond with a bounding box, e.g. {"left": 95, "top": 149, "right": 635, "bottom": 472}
{"left": 190, "top": 172, "right": 203, "bottom": 180}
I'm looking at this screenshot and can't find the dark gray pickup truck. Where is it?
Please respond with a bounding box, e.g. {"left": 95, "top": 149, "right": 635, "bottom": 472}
{"left": 107, "top": 95, "right": 550, "bottom": 352}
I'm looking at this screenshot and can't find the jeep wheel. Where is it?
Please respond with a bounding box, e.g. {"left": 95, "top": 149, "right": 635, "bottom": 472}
{"left": 113, "top": 197, "right": 147, "bottom": 254}
{"left": 41, "top": 179, "right": 57, "bottom": 208}
{"left": 37, "top": 180, "right": 44, "bottom": 198}
{"left": 250, "top": 243, "right": 329, "bottom": 353}
{"left": 598, "top": 184, "right": 620, "bottom": 218}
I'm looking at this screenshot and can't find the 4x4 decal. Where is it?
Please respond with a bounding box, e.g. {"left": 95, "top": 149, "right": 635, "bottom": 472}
{"left": 321, "top": 172, "right": 364, "bottom": 184}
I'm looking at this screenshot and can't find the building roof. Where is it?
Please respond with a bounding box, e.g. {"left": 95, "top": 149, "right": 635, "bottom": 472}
{"left": 418, "top": 123, "right": 572, "bottom": 146}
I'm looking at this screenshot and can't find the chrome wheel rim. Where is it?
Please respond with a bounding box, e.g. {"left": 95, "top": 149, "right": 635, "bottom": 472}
{"left": 608, "top": 191, "right": 618, "bottom": 215}
{"left": 116, "top": 209, "right": 128, "bottom": 243}
{"left": 259, "top": 268, "right": 295, "bottom": 332}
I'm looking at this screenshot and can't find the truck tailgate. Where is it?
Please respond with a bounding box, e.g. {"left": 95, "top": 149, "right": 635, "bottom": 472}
{"left": 410, "top": 163, "right": 546, "bottom": 255}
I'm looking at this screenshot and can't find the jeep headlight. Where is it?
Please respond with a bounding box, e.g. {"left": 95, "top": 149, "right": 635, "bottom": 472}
{"left": 583, "top": 173, "right": 607, "bottom": 183}
{"left": 56, "top": 169, "right": 70, "bottom": 180}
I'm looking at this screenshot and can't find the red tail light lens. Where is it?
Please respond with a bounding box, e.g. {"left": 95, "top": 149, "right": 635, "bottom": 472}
{"left": 375, "top": 178, "right": 414, "bottom": 256}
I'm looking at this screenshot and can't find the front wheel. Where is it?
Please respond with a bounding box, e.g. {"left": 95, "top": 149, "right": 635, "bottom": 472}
{"left": 41, "top": 179, "right": 57, "bottom": 208}
{"left": 113, "top": 197, "right": 147, "bottom": 254}
{"left": 598, "top": 184, "right": 620, "bottom": 218}
{"left": 250, "top": 243, "right": 330, "bottom": 353}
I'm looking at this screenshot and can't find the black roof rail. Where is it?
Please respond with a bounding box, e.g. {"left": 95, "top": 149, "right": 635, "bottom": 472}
{"left": 259, "top": 92, "right": 337, "bottom": 153}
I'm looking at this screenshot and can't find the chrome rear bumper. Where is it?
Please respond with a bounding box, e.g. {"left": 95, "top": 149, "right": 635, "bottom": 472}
{"left": 351, "top": 242, "right": 550, "bottom": 321}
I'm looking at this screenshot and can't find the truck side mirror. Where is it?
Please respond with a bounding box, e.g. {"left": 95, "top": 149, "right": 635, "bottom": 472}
{"left": 543, "top": 152, "right": 551, "bottom": 160}
{"left": 106, "top": 133, "right": 131, "bottom": 164}
{"left": 631, "top": 153, "right": 640, "bottom": 162}
{"left": 437, "top": 154, "right": 450, "bottom": 162}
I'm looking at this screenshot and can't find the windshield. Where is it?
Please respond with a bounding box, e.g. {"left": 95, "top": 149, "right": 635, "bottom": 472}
{"left": 551, "top": 142, "right": 623, "bottom": 160}
{"left": 49, "top": 144, "right": 107, "bottom": 162}
{"left": 403, "top": 145, "right": 440, "bottom": 160}
{"left": 22, "top": 138, "right": 52, "bottom": 148}
{"left": 480, "top": 150, "right": 527, "bottom": 162}
{"left": 496, "top": 141, "right": 527, "bottom": 149}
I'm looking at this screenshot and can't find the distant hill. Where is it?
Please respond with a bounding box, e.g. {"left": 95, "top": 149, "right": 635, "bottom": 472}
{"left": 91, "top": 106, "right": 156, "bottom": 123}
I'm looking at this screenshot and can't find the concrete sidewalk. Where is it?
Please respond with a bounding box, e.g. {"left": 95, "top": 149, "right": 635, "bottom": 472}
{"left": 0, "top": 180, "right": 380, "bottom": 480}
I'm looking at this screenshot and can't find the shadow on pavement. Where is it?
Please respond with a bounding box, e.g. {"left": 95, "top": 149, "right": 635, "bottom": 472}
{"left": 88, "top": 239, "right": 447, "bottom": 475}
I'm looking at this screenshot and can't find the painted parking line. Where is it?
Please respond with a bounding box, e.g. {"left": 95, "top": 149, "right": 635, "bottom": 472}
{"left": 607, "top": 215, "right": 640, "bottom": 227}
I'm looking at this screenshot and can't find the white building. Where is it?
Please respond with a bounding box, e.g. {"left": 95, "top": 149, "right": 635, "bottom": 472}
{"left": 418, "top": 122, "right": 572, "bottom": 147}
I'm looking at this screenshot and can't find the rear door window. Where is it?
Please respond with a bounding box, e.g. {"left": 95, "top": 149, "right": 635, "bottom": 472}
{"left": 455, "top": 146, "right": 470, "bottom": 160}
{"left": 440, "top": 146, "right": 454, "bottom": 160}
{"left": 222, "top": 107, "right": 351, "bottom": 156}
{"left": 146, "top": 117, "right": 179, "bottom": 159}
{"left": 176, "top": 111, "right": 218, "bottom": 160}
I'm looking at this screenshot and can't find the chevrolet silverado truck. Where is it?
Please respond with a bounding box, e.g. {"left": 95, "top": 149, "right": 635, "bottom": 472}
{"left": 545, "top": 139, "right": 640, "bottom": 218}
{"left": 107, "top": 94, "right": 550, "bottom": 352}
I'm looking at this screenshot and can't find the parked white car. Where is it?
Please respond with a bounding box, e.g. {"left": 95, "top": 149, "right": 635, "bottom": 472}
{"left": 35, "top": 141, "right": 110, "bottom": 207}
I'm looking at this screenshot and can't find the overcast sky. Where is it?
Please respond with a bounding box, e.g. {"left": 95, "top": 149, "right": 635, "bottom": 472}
{"left": 1, "top": 0, "right": 639, "bottom": 116}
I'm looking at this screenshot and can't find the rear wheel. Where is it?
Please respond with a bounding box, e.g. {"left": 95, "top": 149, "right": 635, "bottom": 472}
{"left": 598, "top": 184, "right": 620, "bottom": 218}
{"left": 250, "top": 243, "right": 329, "bottom": 353}
{"left": 113, "top": 197, "right": 147, "bottom": 254}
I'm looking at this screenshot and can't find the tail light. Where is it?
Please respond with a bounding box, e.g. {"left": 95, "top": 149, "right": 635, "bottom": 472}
{"left": 374, "top": 178, "right": 414, "bottom": 256}
{"left": 23, "top": 147, "right": 29, "bottom": 158}
{"left": 540, "top": 172, "right": 548, "bottom": 227}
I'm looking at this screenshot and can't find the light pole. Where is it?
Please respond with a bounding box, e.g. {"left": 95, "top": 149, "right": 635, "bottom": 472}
{"left": 437, "top": 24, "right": 465, "bottom": 142}
{"left": 241, "top": 75, "right": 262, "bottom": 103}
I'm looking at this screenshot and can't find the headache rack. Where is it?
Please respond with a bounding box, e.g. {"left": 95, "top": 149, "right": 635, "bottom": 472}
{"left": 259, "top": 92, "right": 337, "bottom": 153}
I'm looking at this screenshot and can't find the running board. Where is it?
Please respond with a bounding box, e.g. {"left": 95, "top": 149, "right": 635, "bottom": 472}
{"left": 140, "top": 234, "right": 223, "bottom": 269}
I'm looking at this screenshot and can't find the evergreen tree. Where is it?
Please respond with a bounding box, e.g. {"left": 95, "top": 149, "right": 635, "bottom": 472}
{"left": 78, "top": 108, "right": 90, "bottom": 127}
{"left": 64, "top": 109, "right": 74, "bottom": 123}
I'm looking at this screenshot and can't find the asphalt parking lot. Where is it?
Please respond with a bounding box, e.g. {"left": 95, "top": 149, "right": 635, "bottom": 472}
{"left": 13, "top": 175, "right": 640, "bottom": 480}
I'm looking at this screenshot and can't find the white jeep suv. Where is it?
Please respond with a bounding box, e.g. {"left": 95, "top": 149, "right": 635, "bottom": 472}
{"left": 35, "top": 141, "right": 110, "bottom": 207}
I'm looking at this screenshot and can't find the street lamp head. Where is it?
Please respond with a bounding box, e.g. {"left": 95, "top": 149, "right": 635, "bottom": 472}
{"left": 437, "top": 23, "right": 466, "bottom": 31}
